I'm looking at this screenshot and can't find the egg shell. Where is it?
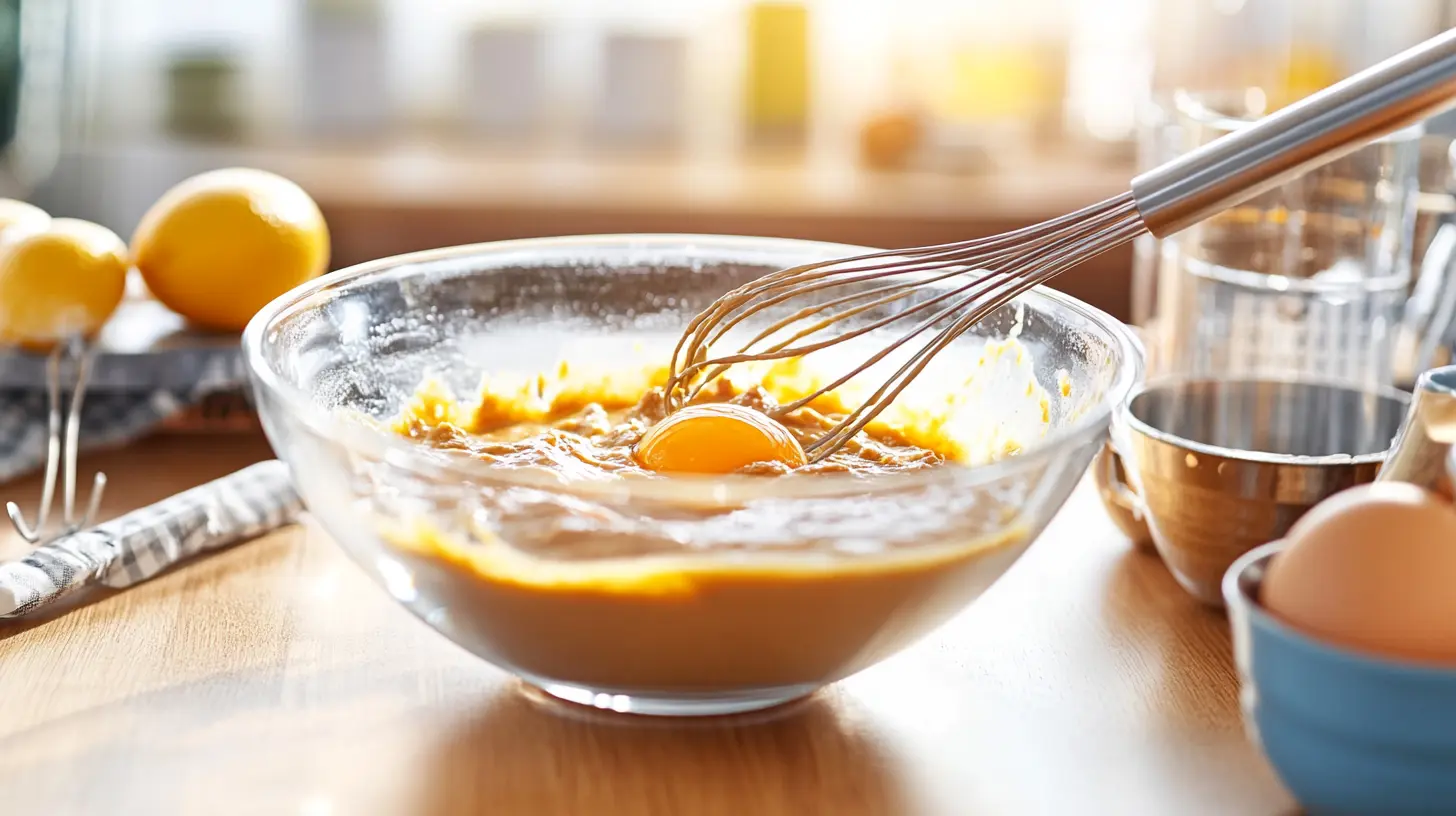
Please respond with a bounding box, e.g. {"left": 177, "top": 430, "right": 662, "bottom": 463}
{"left": 1262, "top": 482, "right": 1456, "bottom": 666}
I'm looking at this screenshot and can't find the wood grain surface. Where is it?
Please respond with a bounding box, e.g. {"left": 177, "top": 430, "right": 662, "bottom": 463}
{"left": 0, "top": 433, "right": 1297, "bottom": 815}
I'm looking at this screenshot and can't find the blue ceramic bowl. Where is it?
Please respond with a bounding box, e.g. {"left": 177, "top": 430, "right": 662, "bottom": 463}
{"left": 1224, "top": 542, "right": 1456, "bottom": 815}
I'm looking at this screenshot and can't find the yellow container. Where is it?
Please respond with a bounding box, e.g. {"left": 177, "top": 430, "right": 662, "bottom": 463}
{"left": 745, "top": 2, "right": 809, "bottom": 143}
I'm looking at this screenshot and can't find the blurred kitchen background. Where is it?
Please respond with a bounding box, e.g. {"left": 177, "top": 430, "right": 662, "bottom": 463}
{"left": 2, "top": 0, "right": 1455, "bottom": 323}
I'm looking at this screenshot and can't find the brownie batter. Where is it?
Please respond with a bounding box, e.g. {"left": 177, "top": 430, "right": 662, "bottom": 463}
{"left": 378, "top": 346, "right": 1050, "bottom": 700}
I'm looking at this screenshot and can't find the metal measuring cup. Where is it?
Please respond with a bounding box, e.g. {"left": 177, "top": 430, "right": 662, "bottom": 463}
{"left": 1104, "top": 376, "right": 1410, "bottom": 606}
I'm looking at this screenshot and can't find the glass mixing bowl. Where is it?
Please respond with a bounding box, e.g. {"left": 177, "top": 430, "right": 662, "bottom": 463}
{"left": 243, "top": 234, "right": 1142, "bottom": 716}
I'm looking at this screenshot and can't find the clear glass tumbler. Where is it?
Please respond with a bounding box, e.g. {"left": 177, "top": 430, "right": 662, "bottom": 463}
{"left": 1153, "top": 89, "right": 1422, "bottom": 389}
{"left": 1130, "top": 96, "right": 1184, "bottom": 376}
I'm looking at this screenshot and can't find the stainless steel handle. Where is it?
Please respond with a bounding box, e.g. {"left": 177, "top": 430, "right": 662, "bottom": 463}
{"left": 1379, "top": 364, "right": 1456, "bottom": 499}
{"left": 1132, "top": 27, "right": 1456, "bottom": 238}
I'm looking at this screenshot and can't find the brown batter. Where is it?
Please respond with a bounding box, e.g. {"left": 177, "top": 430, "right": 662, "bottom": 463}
{"left": 398, "top": 377, "right": 945, "bottom": 479}
{"left": 383, "top": 346, "right": 1050, "bottom": 701}
{"left": 387, "top": 520, "right": 1029, "bottom": 693}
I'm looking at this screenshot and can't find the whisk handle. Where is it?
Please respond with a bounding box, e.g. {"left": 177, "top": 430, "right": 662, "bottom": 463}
{"left": 1132, "top": 26, "right": 1456, "bottom": 238}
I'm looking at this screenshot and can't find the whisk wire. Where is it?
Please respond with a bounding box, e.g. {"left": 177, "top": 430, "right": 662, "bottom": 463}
{"left": 769, "top": 269, "right": 1024, "bottom": 418}
{"left": 676, "top": 265, "right": 984, "bottom": 405}
{"left": 664, "top": 192, "right": 1145, "bottom": 462}
{"left": 5, "top": 339, "right": 108, "bottom": 545}
{"left": 669, "top": 203, "right": 1139, "bottom": 407}
{"left": 7, "top": 348, "right": 65, "bottom": 542}
{"left": 665, "top": 194, "right": 1138, "bottom": 396}
{"left": 801, "top": 207, "right": 1146, "bottom": 457}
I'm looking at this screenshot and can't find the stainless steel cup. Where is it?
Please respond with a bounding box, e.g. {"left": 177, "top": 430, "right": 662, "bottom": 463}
{"left": 1108, "top": 377, "right": 1410, "bottom": 606}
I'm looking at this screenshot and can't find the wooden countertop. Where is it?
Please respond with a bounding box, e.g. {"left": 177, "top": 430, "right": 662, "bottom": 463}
{"left": 0, "top": 433, "right": 1295, "bottom": 815}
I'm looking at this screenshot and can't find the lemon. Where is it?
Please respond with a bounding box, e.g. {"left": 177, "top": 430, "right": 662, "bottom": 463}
{"left": 0, "top": 198, "right": 50, "bottom": 237}
{"left": 0, "top": 218, "right": 130, "bottom": 350}
{"left": 132, "top": 168, "right": 330, "bottom": 332}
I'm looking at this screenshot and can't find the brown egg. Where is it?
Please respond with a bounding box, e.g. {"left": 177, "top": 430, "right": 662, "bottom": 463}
{"left": 1262, "top": 482, "right": 1456, "bottom": 666}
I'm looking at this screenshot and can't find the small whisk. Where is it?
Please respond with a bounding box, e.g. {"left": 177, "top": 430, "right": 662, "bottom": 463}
{"left": 665, "top": 28, "right": 1456, "bottom": 462}
{"left": 5, "top": 338, "right": 107, "bottom": 545}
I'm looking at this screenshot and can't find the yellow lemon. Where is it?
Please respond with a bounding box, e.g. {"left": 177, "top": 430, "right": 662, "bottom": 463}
{"left": 132, "top": 168, "right": 330, "bottom": 332}
{"left": 0, "top": 198, "right": 50, "bottom": 238}
{"left": 0, "top": 218, "right": 130, "bottom": 350}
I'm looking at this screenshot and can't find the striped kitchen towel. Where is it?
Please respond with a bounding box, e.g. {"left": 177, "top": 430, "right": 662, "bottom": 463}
{"left": 0, "top": 459, "right": 302, "bottom": 617}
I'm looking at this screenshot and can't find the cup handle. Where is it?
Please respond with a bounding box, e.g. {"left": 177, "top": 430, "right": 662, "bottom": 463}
{"left": 1098, "top": 444, "right": 1142, "bottom": 515}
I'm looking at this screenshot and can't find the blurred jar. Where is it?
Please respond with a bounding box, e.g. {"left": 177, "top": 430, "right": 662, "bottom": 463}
{"left": 297, "top": 0, "right": 389, "bottom": 140}
{"left": 744, "top": 1, "right": 810, "bottom": 148}
{"left": 164, "top": 47, "right": 244, "bottom": 142}
{"left": 885, "top": 0, "right": 1068, "bottom": 167}
{"left": 1132, "top": 0, "right": 1450, "bottom": 384}
{"left": 1063, "top": 0, "right": 1153, "bottom": 151}
{"left": 540, "top": 0, "right": 712, "bottom": 155}
{"left": 1150, "top": 89, "right": 1421, "bottom": 388}
{"left": 589, "top": 9, "right": 692, "bottom": 151}
{"left": 1129, "top": 99, "right": 1181, "bottom": 375}
{"left": 459, "top": 19, "right": 548, "bottom": 142}
{"left": 1149, "top": 0, "right": 1446, "bottom": 108}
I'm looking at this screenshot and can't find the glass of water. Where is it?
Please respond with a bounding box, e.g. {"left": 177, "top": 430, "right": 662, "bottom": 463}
{"left": 1154, "top": 88, "right": 1422, "bottom": 389}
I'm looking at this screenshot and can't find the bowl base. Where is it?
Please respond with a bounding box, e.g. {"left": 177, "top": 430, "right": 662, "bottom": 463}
{"left": 524, "top": 677, "right": 821, "bottom": 717}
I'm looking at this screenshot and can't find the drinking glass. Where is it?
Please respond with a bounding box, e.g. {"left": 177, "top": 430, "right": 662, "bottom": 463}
{"left": 1153, "top": 89, "right": 1421, "bottom": 388}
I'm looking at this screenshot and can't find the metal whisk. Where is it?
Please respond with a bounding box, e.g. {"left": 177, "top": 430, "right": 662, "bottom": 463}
{"left": 666, "top": 27, "right": 1456, "bottom": 462}
{"left": 5, "top": 338, "right": 107, "bottom": 545}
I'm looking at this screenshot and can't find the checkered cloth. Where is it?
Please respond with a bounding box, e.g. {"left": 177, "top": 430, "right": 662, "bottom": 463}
{"left": 0, "top": 343, "right": 252, "bottom": 483}
{"left": 0, "top": 459, "right": 302, "bottom": 616}
{"left": 0, "top": 389, "right": 188, "bottom": 483}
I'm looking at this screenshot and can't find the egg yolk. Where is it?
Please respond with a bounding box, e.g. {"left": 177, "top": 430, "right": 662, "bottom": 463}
{"left": 635, "top": 403, "right": 808, "bottom": 474}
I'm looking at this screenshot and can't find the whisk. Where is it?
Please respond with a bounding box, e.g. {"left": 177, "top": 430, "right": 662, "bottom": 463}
{"left": 5, "top": 338, "right": 106, "bottom": 545}
{"left": 666, "top": 28, "right": 1456, "bottom": 462}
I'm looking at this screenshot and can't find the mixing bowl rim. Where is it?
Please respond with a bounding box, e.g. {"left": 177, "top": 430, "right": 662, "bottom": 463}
{"left": 242, "top": 233, "right": 1143, "bottom": 502}
{"left": 1122, "top": 374, "right": 1411, "bottom": 467}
